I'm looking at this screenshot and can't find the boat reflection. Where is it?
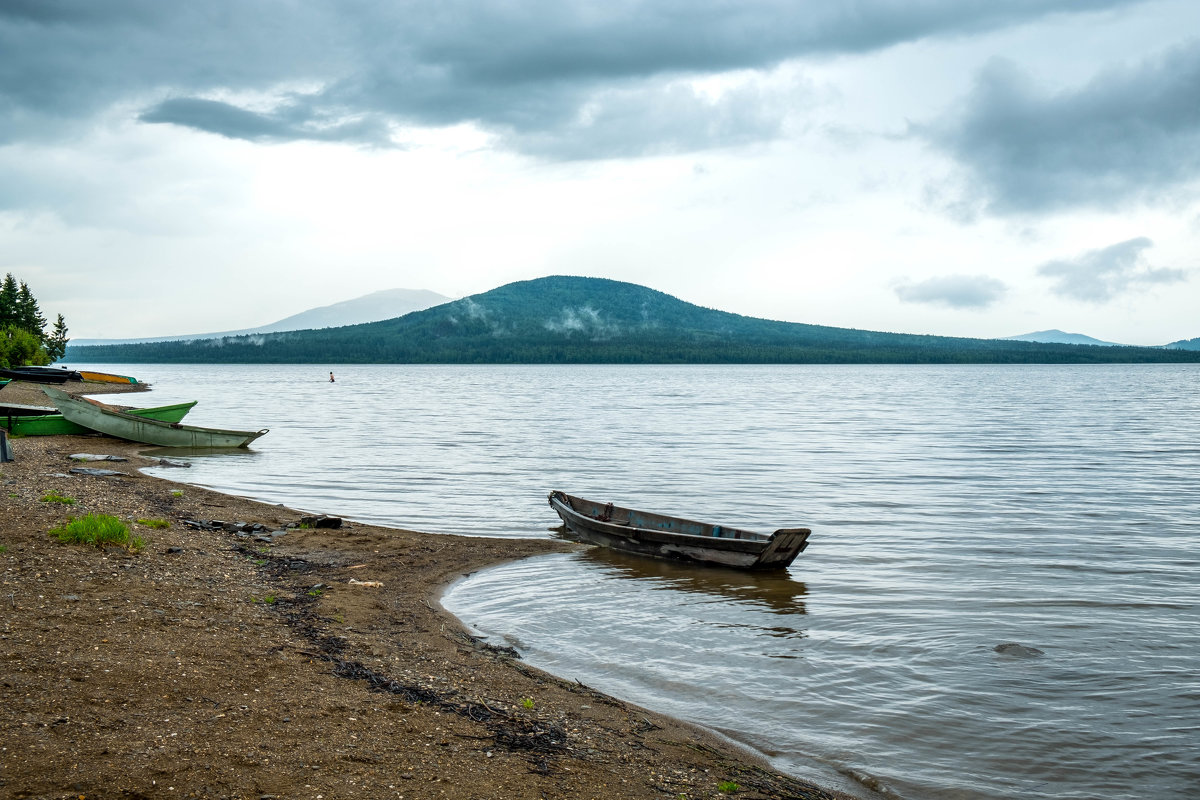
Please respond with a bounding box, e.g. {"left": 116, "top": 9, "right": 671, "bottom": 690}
{"left": 573, "top": 544, "right": 809, "bottom": 617}
{"left": 138, "top": 446, "right": 264, "bottom": 459}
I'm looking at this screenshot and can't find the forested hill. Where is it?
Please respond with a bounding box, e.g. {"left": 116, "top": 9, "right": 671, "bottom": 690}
{"left": 65, "top": 276, "right": 1200, "bottom": 364}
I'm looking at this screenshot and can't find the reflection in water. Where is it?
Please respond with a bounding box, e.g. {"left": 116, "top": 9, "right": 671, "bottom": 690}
{"left": 138, "top": 446, "right": 264, "bottom": 460}
{"left": 575, "top": 545, "right": 809, "bottom": 617}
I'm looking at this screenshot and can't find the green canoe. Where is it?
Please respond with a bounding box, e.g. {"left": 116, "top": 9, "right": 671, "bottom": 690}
{"left": 3, "top": 400, "right": 198, "bottom": 436}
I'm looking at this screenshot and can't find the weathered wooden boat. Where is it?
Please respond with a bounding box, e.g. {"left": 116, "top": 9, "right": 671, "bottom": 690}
{"left": 78, "top": 370, "right": 139, "bottom": 384}
{"left": 547, "top": 490, "right": 811, "bottom": 570}
{"left": 43, "top": 387, "right": 267, "bottom": 448}
{"left": 0, "top": 402, "right": 58, "bottom": 416}
{"left": 3, "top": 400, "right": 197, "bottom": 437}
{"left": 0, "top": 366, "right": 81, "bottom": 384}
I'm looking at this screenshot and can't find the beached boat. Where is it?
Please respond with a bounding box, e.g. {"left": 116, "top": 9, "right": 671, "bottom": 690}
{"left": 43, "top": 387, "right": 267, "bottom": 448}
{"left": 547, "top": 490, "right": 811, "bottom": 570}
{"left": 3, "top": 400, "right": 197, "bottom": 437}
{"left": 0, "top": 402, "right": 58, "bottom": 417}
{"left": 77, "top": 370, "right": 139, "bottom": 384}
{"left": 0, "top": 366, "right": 81, "bottom": 384}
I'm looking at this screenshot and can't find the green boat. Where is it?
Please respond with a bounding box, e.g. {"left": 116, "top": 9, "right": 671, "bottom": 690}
{"left": 43, "top": 387, "right": 267, "bottom": 448}
{"left": 3, "top": 400, "right": 198, "bottom": 436}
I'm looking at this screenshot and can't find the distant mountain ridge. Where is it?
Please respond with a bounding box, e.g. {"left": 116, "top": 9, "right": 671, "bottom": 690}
{"left": 69, "top": 288, "right": 452, "bottom": 346}
{"left": 65, "top": 276, "right": 1200, "bottom": 365}
{"left": 1164, "top": 337, "right": 1200, "bottom": 350}
{"left": 1002, "top": 329, "right": 1124, "bottom": 347}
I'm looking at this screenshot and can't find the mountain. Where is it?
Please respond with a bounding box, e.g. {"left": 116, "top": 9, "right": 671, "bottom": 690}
{"left": 64, "top": 276, "right": 1200, "bottom": 365}
{"left": 1002, "top": 330, "right": 1124, "bottom": 347}
{"left": 68, "top": 288, "right": 453, "bottom": 346}
{"left": 1164, "top": 337, "right": 1200, "bottom": 350}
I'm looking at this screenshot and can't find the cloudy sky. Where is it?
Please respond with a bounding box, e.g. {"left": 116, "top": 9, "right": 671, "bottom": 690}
{"left": 3, "top": 0, "right": 1199, "bottom": 345}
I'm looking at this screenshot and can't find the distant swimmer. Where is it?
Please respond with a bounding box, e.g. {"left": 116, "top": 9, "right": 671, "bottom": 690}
{"left": 329, "top": 372, "right": 335, "bottom": 382}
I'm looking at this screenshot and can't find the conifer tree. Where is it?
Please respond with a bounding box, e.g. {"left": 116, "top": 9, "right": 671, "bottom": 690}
{"left": 16, "top": 281, "right": 46, "bottom": 335}
{"left": 0, "top": 273, "right": 18, "bottom": 329}
{"left": 46, "top": 314, "right": 70, "bottom": 362}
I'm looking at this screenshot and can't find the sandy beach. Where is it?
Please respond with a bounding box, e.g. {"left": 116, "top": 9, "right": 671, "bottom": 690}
{"left": 0, "top": 379, "right": 851, "bottom": 800}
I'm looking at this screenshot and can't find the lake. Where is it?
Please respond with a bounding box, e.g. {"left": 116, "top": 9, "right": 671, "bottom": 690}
{"left": 69, "top": 362, "right": 1200, "bottom": 799}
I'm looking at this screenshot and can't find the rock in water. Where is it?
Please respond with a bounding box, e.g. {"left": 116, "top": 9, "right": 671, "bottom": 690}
{"left": 994, "top": 642, "right": 1045, "bottom": 658}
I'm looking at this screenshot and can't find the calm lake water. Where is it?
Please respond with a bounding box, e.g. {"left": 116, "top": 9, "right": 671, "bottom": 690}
{"left": 68, "top": 363, "right": 1200, "bottom": 799}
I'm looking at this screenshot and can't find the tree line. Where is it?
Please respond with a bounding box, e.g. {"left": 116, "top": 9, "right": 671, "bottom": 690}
{"left": 0, "top": 273, "right": 69, "bottom": 368}
{"left": 66, "top": 328, "right": 1200, "bottom": 365}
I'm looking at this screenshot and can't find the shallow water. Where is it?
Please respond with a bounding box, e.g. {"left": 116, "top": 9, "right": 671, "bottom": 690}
{"left": 71, "top": 362, "right": 1200, "bottom": 799}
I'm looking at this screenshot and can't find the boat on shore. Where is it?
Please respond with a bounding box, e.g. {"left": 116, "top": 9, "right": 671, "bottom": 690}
{"left": 0, "top": 366, "right": 81, "bottom": 384}
{"left": 77, "top": 370, "right": 139, "bottom": 384}
{"left": 3, "top": 400, "right": 197, "bottom": 437}
{"left": 43, "top": 387, "right": 267, "bottom": 448}
{"left": 547, "top": 490, "right": 811, "bottom": 570}
{"left": 0, "top": 402, "right": 57, "bottom": 416}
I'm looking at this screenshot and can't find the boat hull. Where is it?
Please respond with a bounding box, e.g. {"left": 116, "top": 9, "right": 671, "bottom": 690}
{"left": 43, "top": 387, "right": 266, "bottom": 448}
{"left": 4, "top": 401, "right": 197, "bottom": 436}
{"left": 78, "top": 370, "right": 139, "bottom": 384}
{"left": 0, "top": 367, "right": 79, "bottom": 384}
{"left": 547, "top": 491, "right": 810, "bottom": 570}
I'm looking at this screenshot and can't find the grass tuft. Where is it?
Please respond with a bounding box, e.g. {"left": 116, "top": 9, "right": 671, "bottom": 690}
{"left": 50, "top": 513, "right": 142, "bottom": 551}
{"left": 718, "top": 781, "right": 740, "bottom": 794}
{"left": 40, "top": 491, "right": 75, "bottom": 505}
{"left": 136, "top": 518, "right": 170, "bottom": 529}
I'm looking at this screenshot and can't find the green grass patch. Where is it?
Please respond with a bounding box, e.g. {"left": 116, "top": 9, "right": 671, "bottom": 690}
{"left": 718, "top": 781, "right": 740, "bottom": 794}
{"left": 50, "top": 513, "right": 142, "bottom": 551}
{"left": 171, "top": 490, "right": 183, "bottom": 498}
{"left": 520, "top": 697, "right": 535, "bottom": 710}
{"left": 40, "top": 491, "right": 75, "bottom": 505}
{"left": 136, "top": 518, "right": 170, "bottom": 529}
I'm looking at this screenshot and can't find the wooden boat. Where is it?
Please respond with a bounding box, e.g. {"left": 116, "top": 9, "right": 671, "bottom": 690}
{"left": 78, "top": 370, "right": 139, "bottom": 384}
{"left": 3, "top": 400, "right": 197, "bottom": 437}
{"left": 43, "top": 387, "right": 267, "bottom": 448}
{"left": 0, "top": 402, "right": 58, "bottom": 416}
{"left": 547, "top": 490, "right": 811, "bottom": 570}
{"left": 0, "top": 366, "right": 81, "bottom": 384}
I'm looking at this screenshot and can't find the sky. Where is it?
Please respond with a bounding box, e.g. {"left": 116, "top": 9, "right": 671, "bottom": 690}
{"left": 2, "top": 1, "right": 1199, "bottom": 346}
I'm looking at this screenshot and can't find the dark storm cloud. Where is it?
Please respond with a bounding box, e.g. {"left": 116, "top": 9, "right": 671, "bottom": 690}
{"left": 0, "top": 0, "right": 1143, "bottom": 158}
{"left": 929, "top": 43, "right": 1200, "bottom": 214}
{"left": 894, "top": 275, "right": 1008, "bottom": 309}
{"left": 138, "top": 98, "right": 394, "bottom": 147}
{"left": 1036, "top": 237, "right": 1186, "bottom": 303}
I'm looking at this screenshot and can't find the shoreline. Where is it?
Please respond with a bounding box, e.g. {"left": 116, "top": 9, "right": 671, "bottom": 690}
{"left": 0, "top": 381, "right": 855, "bottom": 799}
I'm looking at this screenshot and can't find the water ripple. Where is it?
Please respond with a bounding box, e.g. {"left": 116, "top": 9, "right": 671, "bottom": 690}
{"left": 82, "top": 362, "right": 1200, "bottom": 800}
